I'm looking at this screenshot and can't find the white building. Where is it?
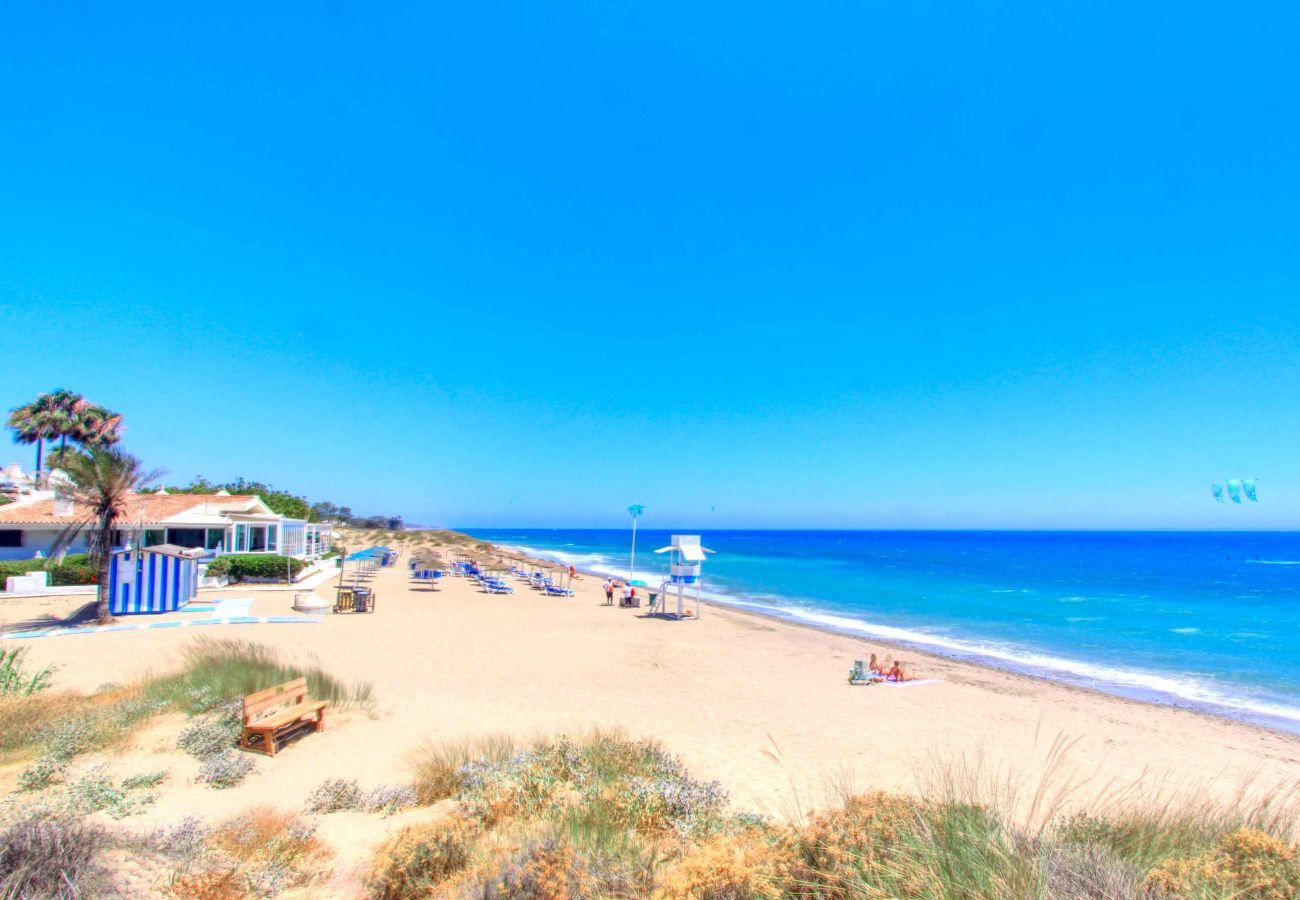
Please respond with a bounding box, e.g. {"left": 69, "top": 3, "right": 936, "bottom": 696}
{"left": 0, "top": 491, "right": 331, "bottom": 562}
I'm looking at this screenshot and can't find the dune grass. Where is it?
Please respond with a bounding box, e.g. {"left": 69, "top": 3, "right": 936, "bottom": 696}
{"left": 144, "top": 636, "right": 373, "bottom": 711}
{"left": 378, "top": 729, "right": 1300, "bottom": 899}
{"left": 0, "top": 637, "right": 371, "bottom": 772}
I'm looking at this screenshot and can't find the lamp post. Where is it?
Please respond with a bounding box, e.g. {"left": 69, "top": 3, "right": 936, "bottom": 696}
{"left": 627, "top": 504, "right": 645, "bottom": 582}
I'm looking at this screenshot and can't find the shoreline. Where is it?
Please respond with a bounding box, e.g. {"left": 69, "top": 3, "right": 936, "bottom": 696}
{"left": 485, "top": 540, "right": 1300, "bottom": 738}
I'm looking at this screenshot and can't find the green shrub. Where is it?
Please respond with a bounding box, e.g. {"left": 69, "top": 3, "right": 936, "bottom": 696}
{"left": 64, "top": 766, "right": 159, "bottom": 818}
{"left": 204, "top": 554, "right": 307, "bottom": 583}
{"left": 176, "top": 710, "right": 241, "bottom": 759}
{"left": 0, "top": 554, "right": 96, "bottom": 591}
{"left": 196, "top": 750, "right": 256, "bottom": 789}
{"left": 0, "top": 648, "right": 54, "bottom": 696}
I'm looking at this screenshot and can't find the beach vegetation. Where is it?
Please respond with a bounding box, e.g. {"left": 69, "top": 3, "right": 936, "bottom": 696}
{"left": 1, "top": 638, "right": 368, "bottom": 775}
{"left": 63, "top": 764, "right": 160, "bottom": 818}
{"left": 304, "top": 777, "right": 418, "bottom": 816}
{"left": 176, "top": 704, "right": 243, "bottom": 759}
{"left": 368, "top": 816, "right": 481, "bottom": 897}
{"left": 157, "top": 807, "right": 327, "bottom": 898}
{"left": 0, "top": 808, "right": 108, "bottom": 900}
{"left": 0, "top": 647, "right": 54, "bottom": 696}
{"left": 412, "top": 732, "right": 519, "bottom": 804}
{"left": 195, "top": 749, "right": 256, "bottom": 789}
{"left": 372, "top": 729, "right": 1300, "bottom": 899}
{"left": 145, "top": 636, "right": 373, "bottom": 710}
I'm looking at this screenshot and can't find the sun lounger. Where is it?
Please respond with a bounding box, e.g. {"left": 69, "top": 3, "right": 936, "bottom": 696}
{"left": 543, "top": 584, "right": 575, "bottom": 597}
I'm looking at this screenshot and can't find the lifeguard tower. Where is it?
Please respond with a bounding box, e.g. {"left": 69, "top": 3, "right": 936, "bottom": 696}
{"left": 652, "top": 535, "right": 713, "bottom": 619}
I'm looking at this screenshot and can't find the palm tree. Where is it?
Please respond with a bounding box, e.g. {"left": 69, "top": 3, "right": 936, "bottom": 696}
{"left": 67, "top": 402, "right": 124, "bottom": 450}
{"left": 6, "top": 391, "right": 125, "bottom": 482}
{"left": 6, "top": 390, "right": 75, "bottom": 476}
{"left": 52, "top": 447, "right": 163, "bottom": 624}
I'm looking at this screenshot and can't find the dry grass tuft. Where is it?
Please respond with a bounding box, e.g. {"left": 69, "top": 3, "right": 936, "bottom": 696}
{"left": 411, "top": 732, "right": 518, "bottom": 805}
{"left": 367, "top": 815, "right": 481, "bottom": 898}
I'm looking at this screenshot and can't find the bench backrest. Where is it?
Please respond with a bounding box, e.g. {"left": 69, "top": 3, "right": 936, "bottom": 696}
{"left": 243, "top": 677, "right": 309, "bottom": 724}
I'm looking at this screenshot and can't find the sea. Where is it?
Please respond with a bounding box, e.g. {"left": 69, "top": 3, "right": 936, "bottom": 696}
{"left": 462, "top": 529, "right": 1300, "bottom": 734}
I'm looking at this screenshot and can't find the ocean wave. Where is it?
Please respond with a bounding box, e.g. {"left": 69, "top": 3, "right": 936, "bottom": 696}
{"left": 1246, "top": 560, "right": 1300, "bottom": 565}
{"left": 1170, "top": 627, "right": 1200, "bottom": 634}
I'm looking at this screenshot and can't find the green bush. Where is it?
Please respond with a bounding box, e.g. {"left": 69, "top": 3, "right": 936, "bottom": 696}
{"left": 204, "top": 554, "right": 307, "bottom": 583}
{"left": 0, "top": 648, "right": 54, "bottom": 696}
{"left": 0, "top": 554, "right": 96, "bottom": 590}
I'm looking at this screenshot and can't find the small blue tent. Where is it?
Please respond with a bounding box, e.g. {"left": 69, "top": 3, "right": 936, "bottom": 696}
{"left": 108, "top": 544, "right": 205, "bottom": 615}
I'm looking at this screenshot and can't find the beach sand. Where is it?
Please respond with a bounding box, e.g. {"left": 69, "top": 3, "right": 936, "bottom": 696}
{"left": 3, "top": 558, "right": 1299, "bottom": 889}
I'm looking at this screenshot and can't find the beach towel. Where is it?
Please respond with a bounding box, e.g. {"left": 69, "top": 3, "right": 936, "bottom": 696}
{"left": 886, "top": 679, "right": 940, "bottom": 688}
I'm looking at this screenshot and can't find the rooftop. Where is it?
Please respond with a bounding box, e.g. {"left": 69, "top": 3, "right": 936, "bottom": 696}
{"left": 0, "top": 493, "right": 263, "bottom": 526}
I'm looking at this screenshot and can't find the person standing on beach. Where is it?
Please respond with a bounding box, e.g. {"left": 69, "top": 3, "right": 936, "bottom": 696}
{"left": 604, "top": 579, "right": 614, "bottom": 605}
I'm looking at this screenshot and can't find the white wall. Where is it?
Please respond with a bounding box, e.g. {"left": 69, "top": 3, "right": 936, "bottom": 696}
{"left": 0, "top": 530, "right": 90, "bottom": 561}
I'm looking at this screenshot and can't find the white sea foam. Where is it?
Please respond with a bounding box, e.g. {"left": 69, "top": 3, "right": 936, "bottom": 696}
{"left": 1170, "top": 627, "right": 1200, "bottom": 634}
{"left": 1246, "top": 560, "right": 1300, "bottom": 565}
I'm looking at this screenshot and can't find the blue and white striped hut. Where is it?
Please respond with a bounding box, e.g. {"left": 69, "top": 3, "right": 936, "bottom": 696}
{"left": 108, "top": 544, "right": 206, "bottom": 615}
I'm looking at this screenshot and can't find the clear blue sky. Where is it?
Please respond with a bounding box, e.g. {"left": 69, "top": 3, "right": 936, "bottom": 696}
{"left": 1, "top": 3, "right": 1297, "bottom": 529}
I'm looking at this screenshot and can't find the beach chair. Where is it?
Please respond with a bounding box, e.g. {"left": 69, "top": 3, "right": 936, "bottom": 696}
{"left": 848, "top": 661, "right": 878, "bottom": 685}
{"left": 543, "top": 584, "right": 575, "bottom": 597}
{"left": 334, "top": 588, "right": 356, "bottom": 614}
{"left": 483, "top": 580, "right": 514, "bottom": 594}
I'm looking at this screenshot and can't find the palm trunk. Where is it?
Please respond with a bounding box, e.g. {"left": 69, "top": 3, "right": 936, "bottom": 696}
{"left": 95, "top": 519, "right": 114, "bottom": 624}
{"left": 34, "top": 439, "right": 43, "bottom": 479}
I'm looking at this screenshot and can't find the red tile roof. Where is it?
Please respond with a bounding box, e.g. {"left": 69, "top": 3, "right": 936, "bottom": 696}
{"left": 0, "top": 493, "right": 260, "bottom": 525}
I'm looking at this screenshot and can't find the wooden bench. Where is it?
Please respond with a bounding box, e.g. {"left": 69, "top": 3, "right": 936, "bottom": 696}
{"left": 239, "top": 677, "right": 328, "bottom": 756}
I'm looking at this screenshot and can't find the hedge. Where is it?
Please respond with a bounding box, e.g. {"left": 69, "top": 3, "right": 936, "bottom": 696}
{"left": 0, "top": 554, "right": 97, "bottom": 591}
{"left": 203, "top": 554, "right": 308, "bottom": 583}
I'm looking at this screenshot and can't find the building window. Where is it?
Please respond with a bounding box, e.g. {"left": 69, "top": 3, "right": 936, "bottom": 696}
{"left": 205, "top": 529, "right": 225, "bottom": 551}
{"left": 0, "top": 530, "right": 21, "bottom": 548}
{"left": 144, "top": 529, "right": 166, "bottom": 547}
{"left": 233, "top": 524, "right": 247, "bottom": 553}
{"left": 166, "top": 528, "right": 206, "bottom": 549}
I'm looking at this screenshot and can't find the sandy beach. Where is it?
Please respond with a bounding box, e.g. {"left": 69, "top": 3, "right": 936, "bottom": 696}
{"left": 4, "top": 554, "right": 1299, "bottom": 889}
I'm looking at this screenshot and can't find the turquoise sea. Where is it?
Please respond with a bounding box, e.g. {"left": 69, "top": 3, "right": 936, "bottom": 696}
{"left": 464, "top": 529, "right": 1300, "bottom": 734}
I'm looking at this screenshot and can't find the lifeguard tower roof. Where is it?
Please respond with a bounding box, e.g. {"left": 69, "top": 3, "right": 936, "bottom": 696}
{"left": 653, "top": 534, "right": 714, "bottom": 562}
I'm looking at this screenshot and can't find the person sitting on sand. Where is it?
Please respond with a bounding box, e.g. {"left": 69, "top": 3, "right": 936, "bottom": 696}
{"left": 868, "top": 653, "right": 884, "bottom": 675}
{"left": 886, "top": 660, "right": 910, "bottom": 682}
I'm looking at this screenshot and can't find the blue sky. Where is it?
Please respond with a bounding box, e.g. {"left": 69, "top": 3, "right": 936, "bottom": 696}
{"left": 1, "top": 2, "right": 1298, "bottom": 529}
